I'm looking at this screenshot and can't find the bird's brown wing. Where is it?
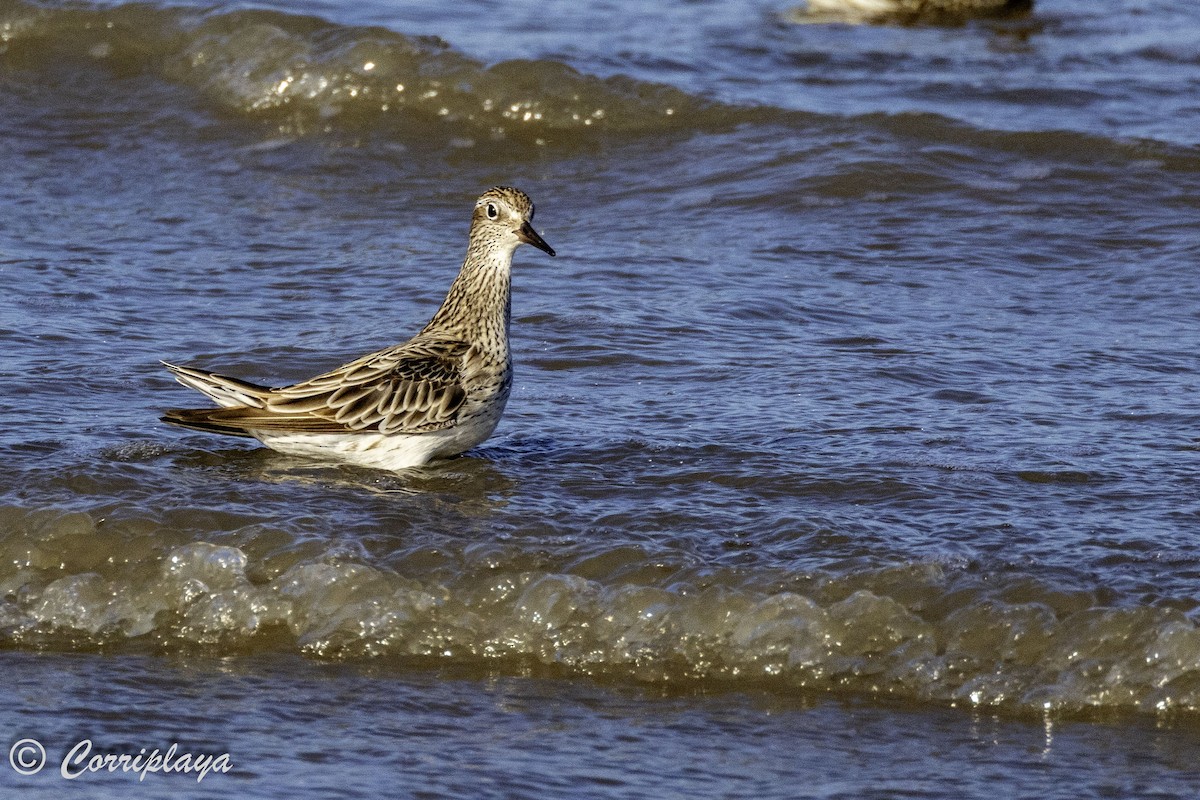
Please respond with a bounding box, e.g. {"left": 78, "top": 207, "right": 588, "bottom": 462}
{"left": 163, "top": 337, "right": 470, "bottom": 436}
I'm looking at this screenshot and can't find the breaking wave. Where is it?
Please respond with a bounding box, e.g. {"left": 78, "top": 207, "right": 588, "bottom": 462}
{"left": 4, "top": 505, "right": 1200, "bottom": 719}
{"left": 4, "top": 0, "right": 1196, "bottom": 160}
{"left": 0, "top": 0, "right": 739, "bottom": 142}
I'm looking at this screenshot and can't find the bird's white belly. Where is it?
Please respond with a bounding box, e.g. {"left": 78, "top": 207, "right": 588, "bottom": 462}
{"left": 251, "top": 397, "right": 507, "bottom": 471}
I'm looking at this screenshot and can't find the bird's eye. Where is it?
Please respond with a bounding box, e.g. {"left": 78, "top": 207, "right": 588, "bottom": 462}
{"left": 486, "top": 203, "right": 498, "bottom": 220}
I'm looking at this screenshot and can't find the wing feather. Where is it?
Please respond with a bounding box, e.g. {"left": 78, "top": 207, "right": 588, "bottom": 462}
{"left": 165, "top": 337, "right": 472, "bottom": 436}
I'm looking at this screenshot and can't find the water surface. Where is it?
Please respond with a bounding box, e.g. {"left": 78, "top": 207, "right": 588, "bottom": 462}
{"left": 1, "top": 0, "right": 1199, "bottom": 796}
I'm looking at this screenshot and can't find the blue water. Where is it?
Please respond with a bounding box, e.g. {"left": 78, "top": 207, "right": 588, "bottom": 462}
{"left": 2, "top": 0, "right": 1200, "bottom": 796}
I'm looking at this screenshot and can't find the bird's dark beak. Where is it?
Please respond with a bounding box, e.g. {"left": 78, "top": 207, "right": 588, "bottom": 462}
{"left": 517, "top": 221, "right": 556, "bottom": 257}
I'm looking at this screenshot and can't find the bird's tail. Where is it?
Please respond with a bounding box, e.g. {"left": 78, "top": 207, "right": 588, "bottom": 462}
{"left": 160, "top": 407, "right": 258, "bottom": 438}
{"left": 160, "top": 361, "right": 272, "bottom": 409}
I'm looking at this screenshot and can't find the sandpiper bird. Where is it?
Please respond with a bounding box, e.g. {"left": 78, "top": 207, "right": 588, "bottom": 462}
{"left": 161, "top": 186, "right": 555, "bottom": 471}
{"left": 795, "top": 0, "right": 1031, "bottom": 23}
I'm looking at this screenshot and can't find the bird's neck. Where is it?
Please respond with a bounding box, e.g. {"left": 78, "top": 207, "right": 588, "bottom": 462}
{"left": 422, "top": 239, "right": 513, "bottom": 349}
